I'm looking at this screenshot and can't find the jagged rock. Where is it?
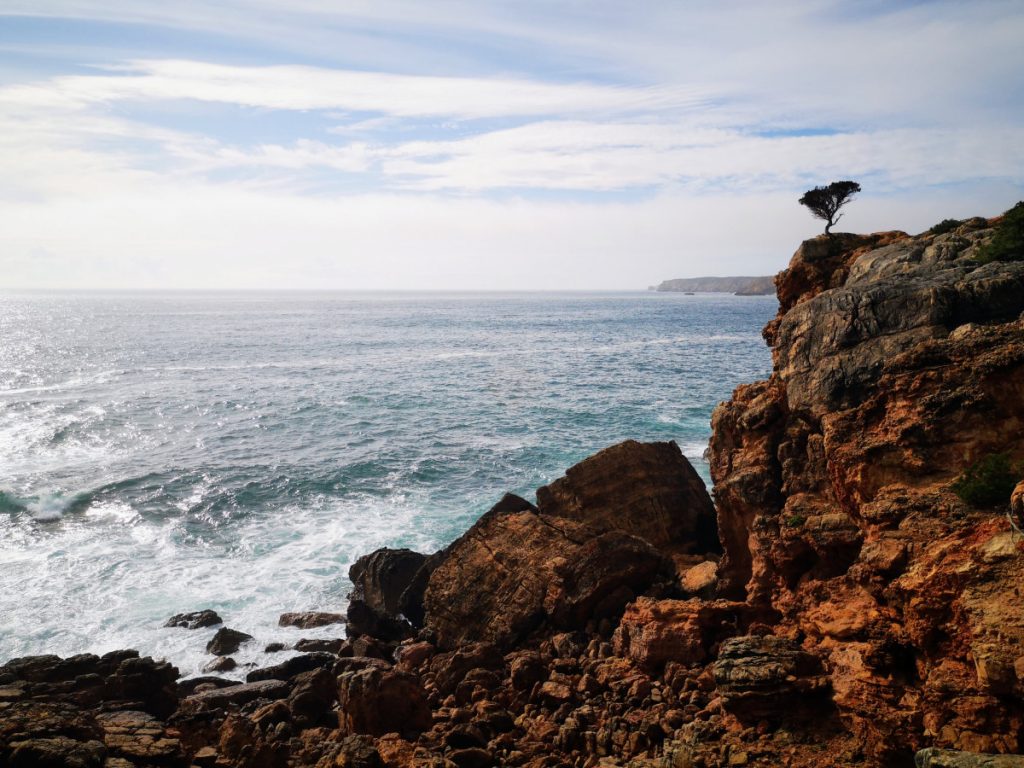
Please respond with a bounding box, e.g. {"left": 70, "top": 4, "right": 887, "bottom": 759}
{"left": 614, "top": 598, "right": 775, "bottom": 672}
{"left": 350, "top": 547, "right": 428, "bottom": 617}
{"left": 713, "top": 635, "right": 830, "bottom": 723}
{"left": 278, "top": 611, "right": 345, "bottom": 629}
{"left": 429, "top": 642, "right": 504, "bottom": 695}
{"left": 287, "top": 668, "right": 337, "bottom": 728}
{"left": 206, "top": 627, "right": 253, "bottom": 655}
{"left": 916, "top": 749, "right": 1024, "bottom": 767}
{"left": 0, "top": 651, "right": 179, "bottom": 719}
{"left": 346, "top": 597, "right": 414, "bottom": 641}
{"left": 536, "top": 439, "right": 720, "bottom": 556}
{"left": 423, "top": 494, "right": 670, "bottom": 649}
{"left": 336, "top": 667, "right": 431, "bottom": 736}
{"left": 164, "top": 609, "right": 222, "bottom": 629}
{"left": 246, "top": 652, "right": 336, "bottom": 682}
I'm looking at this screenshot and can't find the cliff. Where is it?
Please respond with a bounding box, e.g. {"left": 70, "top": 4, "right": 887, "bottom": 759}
{"left": 4, "top": 215, "right": 1024, "bottom": 768}
{"left": 654, "top": 276, "right": 776, "bottom": 295}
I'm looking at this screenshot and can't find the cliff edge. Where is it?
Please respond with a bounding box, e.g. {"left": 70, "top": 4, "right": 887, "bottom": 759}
{"left": 4, "top": 215, "right": 1023, "bottom": 768}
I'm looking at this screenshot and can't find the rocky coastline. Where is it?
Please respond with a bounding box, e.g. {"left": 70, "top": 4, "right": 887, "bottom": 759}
{"left": 4, "top": 215, "right": 1024, "bottom": 767}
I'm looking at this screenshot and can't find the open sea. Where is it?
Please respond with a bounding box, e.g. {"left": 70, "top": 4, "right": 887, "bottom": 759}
{"left": 0, "top": 290, "right": 776, "bottom": 678}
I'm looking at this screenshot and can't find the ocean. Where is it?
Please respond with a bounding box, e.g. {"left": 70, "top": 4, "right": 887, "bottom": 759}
{"left": 0, "top": 290, "right": 776, "bottom": 678}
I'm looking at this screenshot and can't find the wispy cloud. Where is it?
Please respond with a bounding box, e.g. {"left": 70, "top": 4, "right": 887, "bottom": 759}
{"left": 0, "top": 1, "right": 1022, "bottom": 288}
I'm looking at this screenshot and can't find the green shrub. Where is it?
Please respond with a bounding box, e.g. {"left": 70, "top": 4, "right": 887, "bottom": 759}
{"left": 950, "top": 452, "right": 1020, "bottom": 508}
{"left": 784, "top": 514, "right": 807, "bottom": 528}
{"left": 929, "top": 218, "right": 961, "bottom": 235}
{"left": 975, "top": 201, "right": 1024, "bottom": 264}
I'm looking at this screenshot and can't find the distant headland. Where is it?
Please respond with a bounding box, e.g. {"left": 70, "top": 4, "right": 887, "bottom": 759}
{"left": 650, "top": 275, "right": 775, "bottom": 295}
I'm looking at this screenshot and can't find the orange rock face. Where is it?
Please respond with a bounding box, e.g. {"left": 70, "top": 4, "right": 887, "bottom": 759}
{"left": 709, "top": 219, "right": 1024, "bottom": 762}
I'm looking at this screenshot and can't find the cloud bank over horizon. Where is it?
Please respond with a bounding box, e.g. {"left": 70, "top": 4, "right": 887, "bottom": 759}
{"left": 1, "top": 1, "right": 1023, "bottom": 289}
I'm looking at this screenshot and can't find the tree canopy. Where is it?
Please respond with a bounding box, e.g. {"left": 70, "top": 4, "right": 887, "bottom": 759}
{"left": 799, "top": 180, "right": 861, "bottom": 234}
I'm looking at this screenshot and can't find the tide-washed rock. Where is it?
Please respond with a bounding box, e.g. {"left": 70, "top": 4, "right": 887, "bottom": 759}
{"left": 346, "top": 597, "right": 414, "bottom": 642}
{"left": 536, "top": 439, "right": 720, "bottom": 556}
{"left": 164, "top": 609, "right": 222, "bottom": 630}
{"left": 278, "top": 611, "right": 345, "bottom": 629}
{"left": 206, "top": 627, "right": 253, "bottom": 656}
{"left": 349, "top": 548, "right": 427, "bottom": 617}
{"left": 203, "top": 656, "right": 237, "bottom": 673}
{"left": 336, "top": 667, "right": 432, "bottom": 736}
{"left": 713, "top": 635, "right": 830, "bottom": 723}
{"left": 424, "top": 494, "right": 670, "bottom": 649}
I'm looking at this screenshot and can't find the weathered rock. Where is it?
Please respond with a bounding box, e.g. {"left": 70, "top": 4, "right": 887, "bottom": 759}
{"left": 287, "top": 668, "right": 337, "bottom": 728}
{"left": 713, "top": 635, "right": 830, "bottom": 723}
{"left": 246, "top": 652, "right": 336, "bottom": 683}
{"left": 336, "top": 667, "right": 432, "bottom": 736}
{"left": 350, "top": 547, "right": 428, "bottom": 617}
{"left": 346, "top": 597, "right": 414, "bottom": 641}
{"left": 293, "top": 637, "right": 345, "bottom": 654}
{"left": 95, "top": 710, "right": 184, "bottom": 764}
{"left": 916, "top": 749, "right": 1024, "bottom": 767}
{"left": 614, "top": 598, "right": 775, "bottom": 672}
{"left": 429, "top": 642, "right": 504, "bottom": 695}
{"left": 202, "top": 656, "right": 237, "bottom": 673}
{"left": 164, "top": 609, "right": 222, "bottom": 630}
{"left": 177, "top": 676, "right": 239, "bottom": 697}
{"left": 0, "top": 651, "right": 179, "bottom": 719}
{"left": 181, "top": 679, "right": 289, "bottom": 710}
{"left": 424, "top": 494, "right": 670, "bottom": 649}
{"left": 206, "top": 627, "right": 253, "bottom": 656}
{"left": 278, "top": 611, "right": 345, "bottom": 629}
{"left": 6, "top": 736, "right": 106, "bottom": 768}
{"left": 536, "top": 439, "right": 720, "bottom": 556}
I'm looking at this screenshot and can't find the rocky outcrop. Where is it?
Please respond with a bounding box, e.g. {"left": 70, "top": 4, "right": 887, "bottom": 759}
{"left": 423, "top": 492, "right": 671, "bottom": 649}
{"left": 710, "top": 218, "right": 1024, "bottom": 762}
{"left": 536, "top": 439, "right": 720, "bottom": 558}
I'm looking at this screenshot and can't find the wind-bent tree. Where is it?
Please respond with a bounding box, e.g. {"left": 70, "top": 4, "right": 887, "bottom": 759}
{"left": 799, "top": 180, "right": 861, "bottom": 234}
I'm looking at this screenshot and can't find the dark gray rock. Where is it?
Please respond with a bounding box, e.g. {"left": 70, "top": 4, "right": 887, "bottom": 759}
{"left": 206, "top": 627, "right": 253, "bottom": 656}
{"left": 245, "top": 652, "right": 336, "bottom": 683}
{"left": 163, "top": 610, "right": 222, "bottom": 630}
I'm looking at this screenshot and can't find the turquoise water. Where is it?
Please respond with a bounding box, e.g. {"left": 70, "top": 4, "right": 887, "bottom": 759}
{"left": 0, "top": 291, "right": 775, "bottom": 676}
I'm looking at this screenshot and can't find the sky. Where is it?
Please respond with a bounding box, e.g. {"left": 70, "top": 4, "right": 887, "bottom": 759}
{"left": 1, "top": 1, "right": 1023, "bottom": 290}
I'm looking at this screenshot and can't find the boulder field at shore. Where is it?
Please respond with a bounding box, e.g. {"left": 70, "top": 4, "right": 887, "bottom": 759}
{"left": 3, "top": 216, "right": 1024, "bottom": 767}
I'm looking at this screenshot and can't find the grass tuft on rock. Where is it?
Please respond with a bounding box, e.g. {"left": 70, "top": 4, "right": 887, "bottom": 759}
{"left": 951, "top": 452, "right": 1020, "bottom": 508}
{"left": 975, "top": 201, "right": 1024, "bottom": 264}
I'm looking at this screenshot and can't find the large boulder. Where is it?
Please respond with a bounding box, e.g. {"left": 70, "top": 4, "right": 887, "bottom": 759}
{"left": 423, "top": 494, "right": 670, "bottom": 650}
{"left": 536, "top": 440, "right": 720, "bottom": 556}
{"left": 336, "top": 667, "right": 432, "bottom": 737}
